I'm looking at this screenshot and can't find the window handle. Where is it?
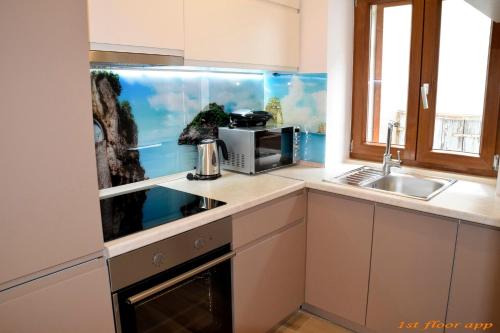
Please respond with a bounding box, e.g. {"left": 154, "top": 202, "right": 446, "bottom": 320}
{"left": 421, "top": 83, "right": 429, "bottom": 110}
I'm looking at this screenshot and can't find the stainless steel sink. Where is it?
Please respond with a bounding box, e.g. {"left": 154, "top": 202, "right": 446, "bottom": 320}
{"left": 326, "top": 166, "right": 456, "bottom": 201}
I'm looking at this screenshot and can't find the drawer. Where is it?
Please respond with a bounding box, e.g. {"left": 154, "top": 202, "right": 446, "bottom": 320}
{"left": 232, "top": 190, "right": 306, "bottom": 249}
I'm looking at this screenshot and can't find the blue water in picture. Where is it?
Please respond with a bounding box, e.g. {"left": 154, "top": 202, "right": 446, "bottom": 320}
{"left": 300, "top": 132, "right": 326, "bottom": 164}
{"left": 137, "top": 140, "right": 197, "bottom": 179}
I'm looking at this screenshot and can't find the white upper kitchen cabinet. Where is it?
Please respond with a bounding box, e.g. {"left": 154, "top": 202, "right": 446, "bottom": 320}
{"left": 87, "top": 0, "right": 184, "bottom": 55}
{"left": 267, "top": 0, "right": 300, "bottom": 9}
{"left": 184, "top": 0, "right": 300, "bottom": 70}
{"left": 299, "top": 0, "right": 328, "bottom": 72}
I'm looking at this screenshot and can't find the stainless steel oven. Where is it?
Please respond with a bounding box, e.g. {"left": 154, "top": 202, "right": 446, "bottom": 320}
{"left": 218, "top": 126, "right": 299, "bottom": 174}
{"left": 108, "top": 217, "right": 233, "bottom": 333}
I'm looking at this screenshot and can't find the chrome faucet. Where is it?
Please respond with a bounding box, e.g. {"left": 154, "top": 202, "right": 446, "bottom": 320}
{"left": 382, "top": 121, "right": 402, "bottom": 175}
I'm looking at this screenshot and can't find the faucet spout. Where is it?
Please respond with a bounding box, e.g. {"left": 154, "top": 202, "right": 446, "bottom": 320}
{"left": 382, "top": 121, "right": 402, "bottom": 175}
{"left": 385, "top": 121, "right": 398, "bottom": 155}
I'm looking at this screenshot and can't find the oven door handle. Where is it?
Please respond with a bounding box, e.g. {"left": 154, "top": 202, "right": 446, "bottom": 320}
{"left": 126, "top": 251, "right": 236, "bottom": 305}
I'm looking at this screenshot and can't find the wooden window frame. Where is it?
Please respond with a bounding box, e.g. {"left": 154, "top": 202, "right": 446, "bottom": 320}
{"left": 351, "top": 0, "right": 500, "bottom": 177}
{"left": 352, "top": 0, "right": 424, "bottom": 162}
{"left": 371, "top": 2, "right": 383, "bottom": 143}
{"left": 417, "top": 1, "right": 500, "bottom": 176}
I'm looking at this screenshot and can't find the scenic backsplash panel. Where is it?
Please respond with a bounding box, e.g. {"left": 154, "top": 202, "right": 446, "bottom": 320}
{"left": 264, "top": 73, "right": 327, "bottom": 163}
{"left": 92, "top": 69, "right": 326, "bottom": 189}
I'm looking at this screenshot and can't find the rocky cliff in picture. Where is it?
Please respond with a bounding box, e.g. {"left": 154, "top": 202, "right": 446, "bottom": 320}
{"left": 91, "top": 71, "right": 146, "bottom": 189}
{"left": 178, "top": 103, "right": 230, "bottom": 145}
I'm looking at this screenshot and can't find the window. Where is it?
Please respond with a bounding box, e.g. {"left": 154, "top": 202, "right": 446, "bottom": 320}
{"left": 432, "top": 0, "right": 491, "bottom": 154}
{"left": 366, "top": 2, "right": 412, "bottom": 146}
{"left": 352, "top": 0, "right": 500, "bottom": 176}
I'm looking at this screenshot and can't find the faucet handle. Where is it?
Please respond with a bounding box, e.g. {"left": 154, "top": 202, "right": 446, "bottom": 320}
{"left": 388, "top": 120, "right": 400, "bottom": 129}
{"left": 395, "top": 150, "right": 403, "bottom": 168}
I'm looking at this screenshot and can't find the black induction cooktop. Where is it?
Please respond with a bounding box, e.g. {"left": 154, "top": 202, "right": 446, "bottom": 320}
{"left": 100, "top": 186, "right": 226, "bottom": 242}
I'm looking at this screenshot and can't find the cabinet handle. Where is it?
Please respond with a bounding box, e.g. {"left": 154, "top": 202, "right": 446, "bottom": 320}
{"left": 126, "top": 251, "right": 236, "bottom": 305}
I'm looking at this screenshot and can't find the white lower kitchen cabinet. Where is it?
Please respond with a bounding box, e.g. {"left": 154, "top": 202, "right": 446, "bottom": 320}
{"left": 233, "top": 220, "right": 306, "bottom": 333}
{"left": 0, "top": 258, "right": 115, "bottom": 333}
{"left": 305, "top": 191, "right": 374, "bottom": 326}
{"left": 445, "top": 222, "right": 500, "bottom": 333}
{"left": 366, "top": 205, "right": 458, "bottom": 333}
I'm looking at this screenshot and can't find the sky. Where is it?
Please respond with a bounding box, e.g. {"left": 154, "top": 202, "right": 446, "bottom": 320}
{"left": 113, "top": 70, "right": 327, "bottom": 146}
{"left": 115, "top": 69, "right": 264, "bottom": 146}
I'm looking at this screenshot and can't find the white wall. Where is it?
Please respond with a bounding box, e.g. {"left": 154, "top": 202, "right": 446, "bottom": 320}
{"left": 324, "top": 0, "right": 354, "bottom": 168}
{"left": 465, "top": 0, "right": 500, "bottom": 23}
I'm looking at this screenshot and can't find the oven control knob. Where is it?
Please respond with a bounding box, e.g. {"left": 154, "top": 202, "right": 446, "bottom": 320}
{"left": 152, "top": 253, "right": 165, "bottom": 267}
{"left": 194, "top": 238, "right": 206, "bottom": 250}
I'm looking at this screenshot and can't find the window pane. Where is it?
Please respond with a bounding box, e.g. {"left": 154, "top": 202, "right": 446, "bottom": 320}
{"left": 432, "top": 0, "right": 491, "bottom": 155}
{"left": 366, "top": 3, "right": 412, "bottom": 146}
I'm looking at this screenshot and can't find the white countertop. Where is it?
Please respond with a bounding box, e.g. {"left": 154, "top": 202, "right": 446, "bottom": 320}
{"left": 103, "top": 171, "right": 304, "bottom": 257}
{"left": 102, "top": 163, "right": 500, "bottom": 258}
{"left": 270, "top": 162, "right": 500, "bottom": 229}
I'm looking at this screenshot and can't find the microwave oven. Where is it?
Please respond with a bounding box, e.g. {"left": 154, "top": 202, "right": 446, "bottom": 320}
{"left": 218, "top": 126, "right": 299, "bottom": 174}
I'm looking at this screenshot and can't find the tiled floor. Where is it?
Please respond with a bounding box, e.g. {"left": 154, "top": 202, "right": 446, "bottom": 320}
{"left": 273, "top": 310, "right": 354, "bottom": 333}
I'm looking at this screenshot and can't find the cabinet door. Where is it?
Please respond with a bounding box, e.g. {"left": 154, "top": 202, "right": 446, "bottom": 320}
{"left": 446, "top": 223, "right": 500, "bottom": 333}
{"left": 233, "top": 221, "right": 306, "bottom": 333}
{"left": 366, "top": 205, "right": 458, "bottom": 333}
{"left": 0, "top": 0, "right": 104, "bottom": 285}
{"left": 299, "top": 0, "right": 328, "bottom": 72}
{"left": 305, "top": 191, "right": 374, "bottom": 325}
{"left": 0, "top": 258, "right": 114, "bottom": 333}
{"left": 184, "top": 0, "right": 300, "bottom": 70}
{"left": 88, "top": 0, "right": 184, "bottom": 53}
{"left": 267, "top": 0, "right": 300, "bottom": 9}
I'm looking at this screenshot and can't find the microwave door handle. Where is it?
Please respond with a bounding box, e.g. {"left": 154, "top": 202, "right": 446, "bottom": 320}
{"left": 126, "top": 251, "right": 236, "bottom": 305}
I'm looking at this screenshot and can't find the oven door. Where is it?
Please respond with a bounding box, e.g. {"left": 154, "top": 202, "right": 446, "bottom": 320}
{"left": 254, "top": 127, "right": 296, "bottom": 173}
{"left": 113, "top": 246, "right": 233, "bottom": 333}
